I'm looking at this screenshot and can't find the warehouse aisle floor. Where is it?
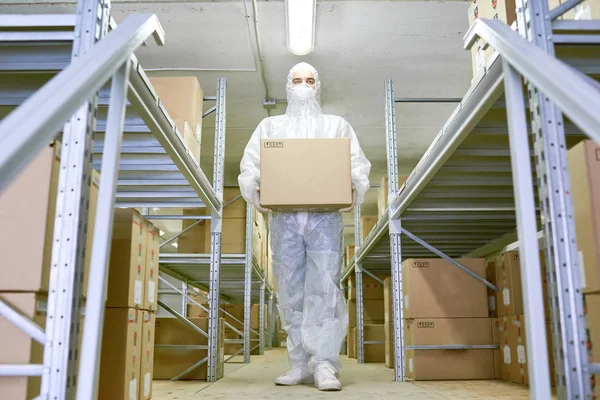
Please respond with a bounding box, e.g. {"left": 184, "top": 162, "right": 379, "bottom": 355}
{"left": 153, "top": 349, "right": 535, "bottom": 399}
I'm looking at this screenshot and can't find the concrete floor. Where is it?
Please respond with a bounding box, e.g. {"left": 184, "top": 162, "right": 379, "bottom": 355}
{"left": 153, "top": 349, "right": 532, "bottom": 399}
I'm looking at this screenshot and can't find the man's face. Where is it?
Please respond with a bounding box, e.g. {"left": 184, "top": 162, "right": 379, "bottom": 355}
{"left": 292, "top": 70, "right": 316, "bottom": 88}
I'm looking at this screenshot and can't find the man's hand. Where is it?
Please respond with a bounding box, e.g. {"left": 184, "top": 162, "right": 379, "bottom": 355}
{"left": 340, "top": 185, "right": 357, "bottom": 213}
{"left": 252, "top": 186, "right": 270, "bottom": 214}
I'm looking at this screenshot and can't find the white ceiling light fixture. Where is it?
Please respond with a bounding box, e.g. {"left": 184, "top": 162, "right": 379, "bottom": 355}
{"left": 285, "top": 0, "right": 317, "bottom": 56}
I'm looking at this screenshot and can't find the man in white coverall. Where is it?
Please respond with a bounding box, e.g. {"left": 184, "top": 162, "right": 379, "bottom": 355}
{"left": 238, "top": 62, "right": 371, "bottom": 391}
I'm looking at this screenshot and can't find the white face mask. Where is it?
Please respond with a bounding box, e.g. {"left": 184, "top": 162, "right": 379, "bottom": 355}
{"left": 291, "top": 83, "right": 316, "bottom": 101}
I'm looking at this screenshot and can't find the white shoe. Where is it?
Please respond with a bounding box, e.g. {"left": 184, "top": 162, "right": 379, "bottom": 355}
{"left": 314, "top": 365, "right": 342, "bottom": 391}
{"left": 274, "top": 367, "right": 314, "bottom": 386}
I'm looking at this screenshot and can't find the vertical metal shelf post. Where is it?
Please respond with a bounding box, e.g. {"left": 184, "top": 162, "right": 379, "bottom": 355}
{"left": 41, "top": 1, "right": 110, "bottom": 398}
{"left": 244, "top": 204, "right": 253, "bottom": 363}
{"left": 386, "top": 79, "right": 406, "bottom": 381}
{"left": 268, "top": 291, "right": 274, "bottom": 350}
{"left": 354, "top": 206, "right": 365, "bottom": 363}
{"left": 503, "top": 60, "right": 552, "bottom": 399}
{"left": 207, "top": 77, "right": 227, "bottom": 382}
{"left": 259, "top": 283, "right": 265, "bottom": 355}
{"left": 517, "top": 0, "right": 591, "bottom": 397}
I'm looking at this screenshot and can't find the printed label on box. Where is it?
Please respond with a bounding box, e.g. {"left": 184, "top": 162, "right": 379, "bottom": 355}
{"left": 578, "top": 250, "right": 586, "bottom": 289}
{"left": 129, "top": 378, "right": 137, "bottom": 400}
{"left": 476, "top": 48, "right": 485, "bottom": 71}
{"left": 503, "top": 288, "right": 511, "bottom": 306}
{"left": 404, "top": 295, "right": 409, "bottom": 310}
{"left": 409, "top": 357, "right": 413, "bottom": 374}
{"left": 144, "top": 372, "right": 151, "bottom": 397}
{"left": 489, "top": 295, "right": 496, "bottom": 311}
{"left": 148, "top": 280, "right": 156, "bottom": 304}
{"left": 517, "top": 344, "right": 526, "bottom": 364}
{"left": 135, "top": 279, "right": 143, "bottom": 305}
{"left": 503, "top": 344, "right": 511, "bottom": 364}
{"left": 575, "top": 4, "right": 592, "bottom": 19}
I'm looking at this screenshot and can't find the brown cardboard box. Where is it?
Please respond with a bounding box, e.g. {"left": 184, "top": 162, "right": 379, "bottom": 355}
{"left": 361, "top": 216, "right": 378, "bottom": 241}
{"left": 377, "top": 175, "right": 408, "bottom": 218}
{"left": 260, "top": 138, "right": 352, "bottom": 210}
{"left": 491, "top": 318, "right": 502, "bottom": 380}
{"left": 568, "top": 140, "right": 600, "bottom": 292}
{"left": 222, "top": 187, "right": 247, "bottom": 219}
{"left": 154, "top": 317, "right": 210, "bottom": 380}
{"left": 495, "top": 251, "right": 523, "bottom": 317}
{"left": 99, "top": 308, "right": 142, "bottom": 400}
{"left": 384, "top": 321, "right": 395, "bottom": 368}
{"left": 222, "top": 304, "right": 246, "bottom": 329}
{"left": 106, "top": 209, "right": 147, "bottom": 309}
{"left": 479, "top": 0, "right": 517, "bottom": 25}
{"left": 564, "top": 0, "right": 600, "bottom": 19}
{"left": 348, "top": 328, "right": 357, "bottom": 359}
{"left": 217, "top": 219, "right": 246, "bottom": 254}
{"left": 251, "top": 304, "right": 267, "bottom": 330}
{"left": 346, "top": 245, "right": 356, "bottom": 264}
{"left": 348, "top": 273, "right": 387, "bottom": 301}
{"left": 486, "top": 260, "right": 499, "bottom": 318}
{"left": 348, "top": 299, "right": 386, "bottom": 328}
{"left": 506, "top": 315, "right": 556, "bottom": 387}
{"left": 0, "top": 142, "right": 97, "bottom": 294}
{"left": 174, "top": 120, "right": 201, "bottom": 164}
{"left": 0, "top": 293, "right": 47, "bottom": 400}
{"left": 177, "top": 209, "right": 209, "bottom": 254}
{"left": 187, "top": 301, "right": 209, "bottom": 318}
{"left": 402, "top": 258, "right": 488, "bottom": 318}
{"left": 404, "top": 317, "right": 495, "bottom": 380}
{"left": 145, "top": 222, "right": 160, "bottom": 311}
{"left": 585, "top": 292, "right": 600, "bottom": 397}
{"left": 498, "top": 316, "right": 511, "bottom": 381}
{"left": 363, "top": 324, "right": 386, "bottom": 363}
{"left": 140, "top": 311, "right": 156, "bottom": 400}
{"left": 148, "top": 76, "right": 204, "bottom": 140}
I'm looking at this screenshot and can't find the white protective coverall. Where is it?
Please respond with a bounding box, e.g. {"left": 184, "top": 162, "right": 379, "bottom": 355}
{"left": 238, "top": 63, "right": 371, "bottom": 374}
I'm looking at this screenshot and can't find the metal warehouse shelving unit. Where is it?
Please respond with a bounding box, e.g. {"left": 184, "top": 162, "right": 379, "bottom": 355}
{"left": 342, "top": 1, "right": 600, "bottom": 398}
{"left": 158, "top": 202, "right": 277, "bottom": 364}
{"left": 0, "top": 1, "right": 237, "bottom": 397}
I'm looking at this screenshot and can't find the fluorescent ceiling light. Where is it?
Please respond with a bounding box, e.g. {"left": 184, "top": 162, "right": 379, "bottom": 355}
{"left": 285, "top": 0, "right": 316, "bottom": 56}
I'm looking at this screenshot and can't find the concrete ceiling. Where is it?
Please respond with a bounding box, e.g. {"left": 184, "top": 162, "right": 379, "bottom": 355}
{"left": 1, "top": 0, "right": 473, "bottom": 243}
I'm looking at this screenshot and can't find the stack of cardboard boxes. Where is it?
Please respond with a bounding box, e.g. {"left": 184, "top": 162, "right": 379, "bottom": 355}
{"left": 467, "top": 0, "right": 517, "bottom": 81}
{"left": 346, "top": 274, "right": 388, "bottom": 361}
{"left": 221, "top": 303, "right": 267, "bottom": 356}
{"left": 568, "top": 140, "right": 600, "bottom": 397}
{"left": 0, "top": 141, "right": 99, "bottom": 399}
{"left": 384, "top": 258, "right": 495, "bottom": 380}
{"left": 99, "top": 208, "right": 161, "bottom": 399}
{"left": 148, "top": 76, "right": 203, "bottom": 164}
{"left": 489, "top": 250, "right": 555, "bottom": 386}
{"left": 361, "top": 215, "right": 378, "bottom": 242}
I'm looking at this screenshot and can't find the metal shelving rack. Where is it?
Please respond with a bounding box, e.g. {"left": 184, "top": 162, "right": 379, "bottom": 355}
{"left": 158, "top": 202, "right": 276, "bottom": 364}
{"left": 342, "top": 2, "right": 600, "bottom": 398}
{"left": 0, "top": 1, "right": 233, "bottom": 397}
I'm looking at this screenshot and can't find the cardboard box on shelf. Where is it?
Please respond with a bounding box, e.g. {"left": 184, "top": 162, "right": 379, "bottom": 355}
{"left": 361, "top": 216, "right": 378, "bottom": 241}
{"left": 0, "top": 293, "right": 47, "bottom": 399}
{"left": 404, "top": 317, "right": 495, "bottom": 380}
{"left": 148, "top": 76, "right": 204, "bottom": 140}
{"left": 495, "top": 251, "right": 523, "bottom": 317}
{"left": 187, "top": 301, "right": 209, "bottom": 318}
{"left": 140, "top": 311, "right": 156, "bottom": 400}
{"left": 384, "top": 277, "right": 397, "bottom": 323}
{"left": 346, "top": 245, "right": 356, "bottom": 264}
{"left": 348, "top": 273, "right": 387, "bottom": 301}
{"left": 498, "top": 316, "right": 511, "bottom": 381}
{"left": 348, "top": 299, "right": 386, "bottom": 328}
{"left": 177, "top": 208, "right": 209, "bottom": 254}
{"left": 362, "top": 324, "right": 386, "bottom": 363}
{"left": 506, "top": 314, "right": 556, "bottom": 387}
{"left": 486, "top": 260, "right": 499, "bottom": 318}
{"left": 260, "top": 138, "right": 352, "bottom": 210}
{"left": 222, "top": 187, "right": 247, "bottom": 219}
{"left": 154, "top": 317, "right": 211, "bottom": 380}
{"left": 99, "top": 308, "right": 142, "bottom": 400}
{"left": 106, "top": 209, "right": 147, "bottom": 309}
{"left": 479, "top": 0, "right": 517, "bottom": 25}
{"left": 145, "top": 222, "right": 160, "bottom": 312}
{"left": 347, "top": 328, "right": 357, "bottom": 359}
{"left": 251, "top": 304, "right": 268, "bottom": 330}
{"left": 0, "top": 142, "right": 98, "bottom": 294}
{"left": 384, "top": 321, "right": 395, "bottom": 368}
{"left": 585, "top": 292, "right": 600, "bottom": 397}
{"left": 377, "top": 175, "right": 408, "bottom": 218}
{"left": 567, "top": 140, "right": 600, "bottom": 292}
{"left": 174, "top": 120, "right": 201, "bottom": 164}
{"left": 402, "top": 258, "right": 488, "bottom": 318}
{"left": 177, "top": 210, "right": 246, "bottom": 255}
{"left": 348, "top": 328, "right": 357, "bottom": 359}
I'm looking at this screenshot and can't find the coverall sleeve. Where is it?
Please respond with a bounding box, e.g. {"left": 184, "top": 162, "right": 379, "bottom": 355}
{"left": 238, "top": 118, "right": 268, "bottom": 205}
{"left": 340, "top": 119, "right": 371, "bottom": 205}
